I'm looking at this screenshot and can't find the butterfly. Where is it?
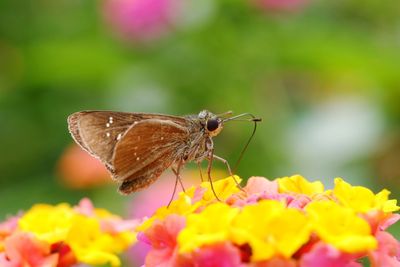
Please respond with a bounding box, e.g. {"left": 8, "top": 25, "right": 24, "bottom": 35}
{"left": 68, "top": 110, "right": 260, "bottom": 195}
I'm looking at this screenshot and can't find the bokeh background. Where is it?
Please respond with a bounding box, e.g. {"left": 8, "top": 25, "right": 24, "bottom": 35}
{"left": 1, "top": 0, "right": 400, "bottom": 265}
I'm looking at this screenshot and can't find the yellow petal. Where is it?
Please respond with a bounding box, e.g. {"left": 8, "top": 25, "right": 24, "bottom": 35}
{"left": 278, "top": 175, "right": 324, "bottom": 196}
{"left": 19, "top": 203, "right": 75, "bottom": 244}
{"left": 333, "top": 178, "right": 400, "bottom": 213}
{"left": 232, "top": 200, "right": 310, "bottom": 261}
{"left": 178, "top": 202, "right": 239, "bottom": 253}
{"left": 306, "top": 200, "right": 377, "bottom": 253}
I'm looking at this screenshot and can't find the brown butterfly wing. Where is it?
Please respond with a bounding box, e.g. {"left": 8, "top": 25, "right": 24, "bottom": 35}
{"left": 67, "top": 111, "right": 188, "bottom": 172}
{"left": 112, "top": 119, "right": 189, "bottom": 194}
{"left": 68, "top": 111, "right": 145, "bottom": 170}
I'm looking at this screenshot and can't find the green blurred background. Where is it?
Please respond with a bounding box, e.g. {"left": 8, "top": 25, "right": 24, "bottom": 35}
{"left": 1, "top": 0, "right": 400, "bottom": 244}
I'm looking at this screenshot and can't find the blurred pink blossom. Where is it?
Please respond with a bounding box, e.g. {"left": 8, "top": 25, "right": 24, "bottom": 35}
{"left": 103, "top": 0, "right": 181, "bottom": 42}
{"left": 73, "top": 197, "right": 96, "bottom": 216}
{"left": 74, "top": 198, "right": 139, "bottom": 234}
{"left": 0, "top": 216, "right": 19, "bottom": 241}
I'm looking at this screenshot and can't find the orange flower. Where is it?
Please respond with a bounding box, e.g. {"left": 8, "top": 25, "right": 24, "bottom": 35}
{"left": 57, "top": 144, "right": 110, "bottom": 189}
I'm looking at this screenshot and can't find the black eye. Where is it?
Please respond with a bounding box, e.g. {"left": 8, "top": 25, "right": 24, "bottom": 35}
{"left": 206, "top": 119, "right": 219, "bottom": 131}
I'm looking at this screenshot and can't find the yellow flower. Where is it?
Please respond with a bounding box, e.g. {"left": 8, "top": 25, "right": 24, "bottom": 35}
{"left": 177, "top": 202, "right": 239, "bottom": 253}
{"left": 66, "top": 215, "right": 122, "bottom": 267}
{"left": 19, "top": 203, "right": 75, "bottom": 244}
{"left": 18, "top": 201, "right": 136, "bottom": 267}
{"left": 137, "top": 176, "right": 241, "bottom": 232}
{"left": 306, "top": 200, "right": 377, "bottom": 253}
{"left": 278, "top": 175, "right": 324, "bottom": 196}
{"left": 332, "top": 178, "right": 400, "bottom": 213}
{"left": 199, "top": 175, "right": 241, "bottom": 202}
{"left": 232, "top": 200, "right": 310, "bottom": 261}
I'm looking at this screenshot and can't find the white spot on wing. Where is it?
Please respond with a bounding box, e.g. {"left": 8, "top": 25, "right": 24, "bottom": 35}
{"left": 117, "top": 133, "right": 122, "bottom": 140}
{"left": 106, "top": 132, "right": 110, "bottom": 137}
{"left": 160, "top": 137, "right": 164, "bottom": 140}
{"left": 136, "top": 157, "right": 140, "bottom": 161}
{"left": 106, "top": 123, "right": 110, "bottom": 127}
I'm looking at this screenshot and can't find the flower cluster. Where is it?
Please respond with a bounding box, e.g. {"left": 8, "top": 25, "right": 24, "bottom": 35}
{"left": 0, "top": 198, "right": 137, "bottom": 267}
{"left": 137, "top": 175, "right": 400, "bottom": 266}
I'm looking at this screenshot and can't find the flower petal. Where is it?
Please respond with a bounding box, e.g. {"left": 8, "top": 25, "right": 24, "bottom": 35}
{"left": 278, "top": 175, "right": 324, "bottom": 196}
{"left": 369, "top": 231, "right": 400, "bottom": 267}
{"left": 2, "top": 232, "right": 59, "bottom": 267}
{"left": 300, "top": 243, "right": 362, "bottom": 267}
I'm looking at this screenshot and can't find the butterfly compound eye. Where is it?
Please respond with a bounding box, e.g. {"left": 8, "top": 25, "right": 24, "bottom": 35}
{"left": 206, "top": 119, "right": 219, "bottom": 132}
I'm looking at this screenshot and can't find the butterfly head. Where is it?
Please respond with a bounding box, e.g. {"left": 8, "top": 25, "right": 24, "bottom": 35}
{"left": 198, "top": 110, "right": 224, "bottom": 137}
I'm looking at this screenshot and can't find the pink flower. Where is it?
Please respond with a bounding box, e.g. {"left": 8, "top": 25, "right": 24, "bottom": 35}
{"left": 300, "top": 243, "right": 362, "bottom": 267}
{"left": 0, "top": 216, "right": 19, "bottom": 241}
{"left": 188, "top": 242, "right": 242, "bottom": 267}
{"left": 0, "top": 232, "right": 59, "bottom": 267}
{"left": 362, "top": 211, "right": 400, "bottom": 233}
{"left": 74, "top": 197, "right": 95, "bottom": 216}
{"left": 227, "top": 176, "right": 312, "bottom": 209}
{"left": 103, "top": 0, "right": 181, "bottom": 42}
{"left": 127, "top": 171, "right": 199, "bottom": 266}
{"left": 75, "top": 198, "right": 139, "bottom": 234}
{"left": 370, "top": 231, "right": 400, "bottom": 267}
{"left": 227, "top": 176, "right": 280, "bottom": 206}
{"left": 285, "top": 194, "right": 311, "bottom": 209}
{"left": 142, "top": 214, "right": 186, "bottom": 267}
{"left": 380, "top": 214, "right": 400, "bottom": 231}
{"left": 101, "top": 218, "right": 140, "bottom": 234}
{"left": 244, "top": 176, "right": 279, "bottom": 195}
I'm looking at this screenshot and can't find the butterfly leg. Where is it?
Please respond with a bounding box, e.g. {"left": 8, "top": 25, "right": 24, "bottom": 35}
{"left": 168, "top": 162, "right": 184, "bottom": 207}
{"left": 197, "top": 162, "right": 204, "bottom": 182}
{"left": 206, "top": 149, "right": 221, "bottom": 201}
{"left": 171, "top": 165, "right": 186, "bottom": 193}
{"left": 213, "top": 154, "right": 243, "bottom": 189}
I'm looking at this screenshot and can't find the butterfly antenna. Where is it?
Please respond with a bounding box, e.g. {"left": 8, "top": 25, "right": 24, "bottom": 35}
{"left": 223, "top": 113, "right": 261, "bottom": 174}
